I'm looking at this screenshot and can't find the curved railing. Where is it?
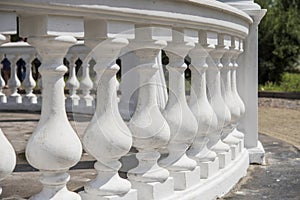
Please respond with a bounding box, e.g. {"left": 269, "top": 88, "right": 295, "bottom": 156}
{"left": 0, "top": 0, "right": 266, "bottom": 199}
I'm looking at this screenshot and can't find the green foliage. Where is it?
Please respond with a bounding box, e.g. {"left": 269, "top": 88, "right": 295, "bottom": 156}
{"left": 259, "top": 73, "right": 300, "bottom": 92}
{"left": 255, "top": 0, "right": 300, "bottom": 84}
{"left": 281, "top": 73, "right": 300, "bottom": 92}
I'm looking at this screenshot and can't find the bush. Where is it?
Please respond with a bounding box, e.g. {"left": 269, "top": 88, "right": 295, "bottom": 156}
{"left": 281, "top": 73, "right": 300, "bottom": 92}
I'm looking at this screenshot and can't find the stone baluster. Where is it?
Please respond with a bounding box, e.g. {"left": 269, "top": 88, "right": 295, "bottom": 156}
{"left": 25, "top": 36, "right": 82, "bottom": 200}
{"left": 0, "top": 53, "right": 7, "bottom": 104}
{"left": 206, "top": 33, "right": 232, "bottom": 169}
{"left": 220, "top": 36, "right": 241, "bottom": 160}
{"left": 66, "top": 54, "right": 80, "bottom": 110}
{"left": 159, "top": 28, "right": 199, "bottom": 190}
{"left": 80, "top": 36, "right": 137, "bottom": 200}
{"left": 0, "top": 128, "right": 16, "bottom": 196}
{"left": 23, "top": 54, "right": 37, "bottom": 104}
{"left": 7, "top": 54, "right": 22, "bottom": 104}
{"left": 187, "top": 30, "right": 219, "bottom": 178}
{"left": 230, "top": 38, "right": 245, "bottom": 151}
{"left": 0, "top": 35, "right": 7, "bottom": 104}
{"left": 79, "top": 57, "right": 94, "bottom": 107}
{"left": 127, "top": 25, "right": 174, "bottom": 199}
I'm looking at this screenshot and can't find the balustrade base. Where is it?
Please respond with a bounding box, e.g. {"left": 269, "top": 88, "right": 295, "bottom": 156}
{"left": 79, "top": 189, "right": 138, "bottom": 200}
{"left": 130, "top": 177, "right": 174, "bottom": 200}
{"left": 168, "top": 149, "right": 249, "bottom": 200}
{"left": 199, "top": 157, "right": 220, "bottom": 179}
{"left": 248, "top": 140, "right": 265, "bottom": 164}
{"left": 217, "top": 151, "right": 232, "bottom": 169}
{"left": 169, "top": 166, "right": 200, "bottom": 191}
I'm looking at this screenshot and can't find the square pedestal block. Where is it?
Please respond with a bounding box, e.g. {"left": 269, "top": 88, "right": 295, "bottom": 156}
{"left": 131, "top": 177, "right": 174, "bottom": 200}
{"left": 8, "top": 95, "right": 22, "bottom": 104}
{"left": 199, "top": 157, "right": 220, "bottom": 179}
{"left": 23, "top": 96, "right": 37, "bottom": 105}
{"left": 0, "top": 95, "right": 7, "bottom": 103}
{"left": 239, "top": 140, "right": 244, "bottom": 152}
{"left": 230, "top": 144, "right": 239, "bottom": 160}
{"left": 79, "top": 189, "right": 137, "bottom": 200}
{"left": 218, "top": 151, "right": 231, "bottom": 169}
{"left": 170, "top": 166, "right": 200, "bottom": 190}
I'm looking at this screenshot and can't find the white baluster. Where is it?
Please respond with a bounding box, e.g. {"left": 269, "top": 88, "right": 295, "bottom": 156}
{"left": 0, "top": 53, "right": 7, "bottom": 104}
{"left": 80, "top": 37, "right": 137, "bottom": 200}
{"left": 0, "top": 128, "right": 16, "bottom": 195}
{"left": 0, "top": 35, "right": 7, "bottom": 104}
{"left": 79, "top": 57, "right": 93, "bottom": 107}
{"left": 206, "top": 33, "right": 232, "bottom": 169}
{"left": 159, "top": 28, "right": 199, "bottom": 190}
{"left": 25, "top": 36, "right": 82, "bottom": 200}
{"left": 230, "top": 38, "right": 245, "bottom": 150}
{"left": 23, "top": 54, "right": 37, "bottom": 104}
{"left": 66, "top": 54, "right": 80, "bottom": 109}
{"left": 127, "top": 25, "right": 174, "bottom": 199}
{"left": 187, "top": 30, "right": 219, "bottom": 178}
{"left": 7, "top": 54, "right": 22, "bottom": 104}
{"left": 220, "top": 35, "right": 241, "bottom": 160}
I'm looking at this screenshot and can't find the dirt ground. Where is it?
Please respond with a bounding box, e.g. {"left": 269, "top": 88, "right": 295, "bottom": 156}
{"left": 258, "top": 106, "right": 300, "bottom": 150}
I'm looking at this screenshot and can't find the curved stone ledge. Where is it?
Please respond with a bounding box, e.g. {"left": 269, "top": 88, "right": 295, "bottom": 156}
{"left": 164, "top": 149, "right": 249, "bottom": 200}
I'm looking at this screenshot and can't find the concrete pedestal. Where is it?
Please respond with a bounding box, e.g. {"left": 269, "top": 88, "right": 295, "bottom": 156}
{"left": 131, "top": 177, "right": 174, "bottom": 200}
{"left": 217, "top": 150, "right": 231, "bottom": 169}
{"left": 230, "top": 144, "right": 239, "bottom": 160}
{"left": 169, "top": 166, "right": 200, "bottom": 191}
{"left": 199, "top": 157, "right": 220, "bottom": 179}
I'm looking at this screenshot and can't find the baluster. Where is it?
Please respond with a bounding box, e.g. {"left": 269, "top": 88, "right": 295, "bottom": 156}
{"left": 187, "top": 30, "right": 219, "bottom": 178}
{"left": 23, "top": 54, "right": 37, "bottom": 104}
{"left": 127, "top": 25, "right": 174, "bottom": 199}
{"left": 66, "top": 54, "right": 80, "bottom": 110}
{"left": 25, "top": 36, "right": 82, "bottom": 200}
{"left": 7, "top": 54, "right": 22, "bottom": 104}
{"left": 220, "top": 35, "right": 241, "bottom": 160}
{"left": 0, "top": 53, "right": 7, "bottom": 104}
{"left": 206, "top": 33, "right": 232, "bottom": 169}
{"left": 159, "top": 28, "right": 199, "bottom": 190}
{"left": 80, "top": 37, "right": 137, "bottom": 200}
{"left": 0, "top": 128, "right": 16, "bottom": 196}
{"left": 79, "top": 57, "right": 93, "bottom": 107}
{"left": 230, "top": 38, "right": 245, "bottom": 151}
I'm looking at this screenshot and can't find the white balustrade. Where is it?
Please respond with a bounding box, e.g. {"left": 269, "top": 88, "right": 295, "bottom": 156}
{"left": 159, "top": 28, "right": 199, "bottom": 190}
{"left": 206, "top": 33, "right": 232, "bottom": 169}
{"left": 187, "top": 30, "right": 220, "bottom": 178}
{"left": 25, "top": 36, "right": 82, "bottom": 200}
{"left": 0, "top": 128, "right": 16, "bottom": 196}
{"left": 220, "top": 35, "right": 241, "bottom": 160}
{"left": 23, "top": 54, "right": 37, "bottom": 104}
{"left": 7, "top": 54, "right": 22, "bottom": 104}
{"left": 0, "top": 0, "right": 267, "bottom": 199}
{"left": 127, "top": 25, "right": 174, "bottom": 199}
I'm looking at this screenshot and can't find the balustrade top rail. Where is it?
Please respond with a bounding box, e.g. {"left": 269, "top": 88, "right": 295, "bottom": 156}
{"left": 0, "top": 0, "right": 252, "bottom": 38}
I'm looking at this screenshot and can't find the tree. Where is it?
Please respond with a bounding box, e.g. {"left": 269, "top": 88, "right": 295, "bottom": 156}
{"left": 255, "top": 0, "right": 300, "bottom": 84}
